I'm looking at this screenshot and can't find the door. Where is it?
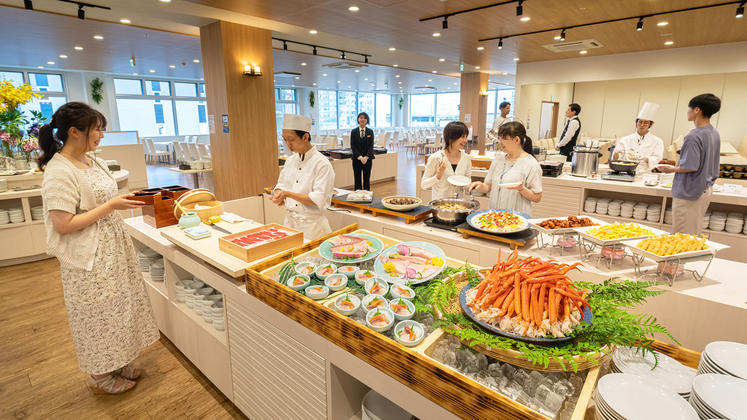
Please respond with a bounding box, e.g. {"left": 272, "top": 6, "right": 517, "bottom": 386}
{"left": 538, "top": 101, "right": 559, "bottom": 139}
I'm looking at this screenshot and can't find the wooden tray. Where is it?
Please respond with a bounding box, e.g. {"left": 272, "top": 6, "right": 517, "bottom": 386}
{"left": 367, "top": 200, "right": 433, "bottom": 224}
{"left": 218, "top": 223, "right": 304, "bottom": 262}
{"left": 456, "top": 223, "right": 539, "bottom": 250}
{"left": 141, "top": 192, "right": 178, "bottom": 228}
{"left": 331, "top": 196, "right": 380, "bottom": 214}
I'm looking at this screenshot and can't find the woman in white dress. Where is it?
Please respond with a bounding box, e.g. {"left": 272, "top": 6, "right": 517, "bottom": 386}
{"left": 421, "top": 121, "right": 472, "bottom": 200}
{"left": 38, "top": 102, "right": 160, "bottom": 395}
{"left": 469, "top": 122, "right": 543, "bottom": 217}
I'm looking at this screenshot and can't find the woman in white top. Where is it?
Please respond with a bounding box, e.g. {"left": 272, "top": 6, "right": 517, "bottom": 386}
{"left": 421, "top": 121, "right": 472, "bottom": 200}
{"left": 38, "top": 102, "right": 159, "bottom": 395}
{"left": 469, "top": 122, "right": 543, "bottom": 218}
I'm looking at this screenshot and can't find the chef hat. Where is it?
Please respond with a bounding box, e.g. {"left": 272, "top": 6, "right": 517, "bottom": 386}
{"left": 282, "top": 114, "right": 312, "bottom": 132}
{"left": 637, "top": 102, "right": 659, "bottom": 122}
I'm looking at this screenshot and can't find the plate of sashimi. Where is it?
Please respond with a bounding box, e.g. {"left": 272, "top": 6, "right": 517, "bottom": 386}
{"left": 319, "top": 234, "right": 385, "bottom": 264}
{"left": 374, "top": 242, "right": 447, "bottom": 285}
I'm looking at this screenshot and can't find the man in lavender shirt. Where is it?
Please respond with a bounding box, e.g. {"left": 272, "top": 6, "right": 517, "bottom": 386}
{"left": 659, "top": 94, "right": 721, "bottom": 236}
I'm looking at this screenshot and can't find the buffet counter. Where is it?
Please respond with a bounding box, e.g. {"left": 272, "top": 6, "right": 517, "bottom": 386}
{"left": 281, "top": 152, "right": 398, "bottom": 189}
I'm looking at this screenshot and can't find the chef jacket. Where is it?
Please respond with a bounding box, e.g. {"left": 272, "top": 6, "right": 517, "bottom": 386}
{"left": 275, "top": 146, "right": 335, "bottom": 240}
{"left": 614, "top": 132, "right": 664, "bottom": 173}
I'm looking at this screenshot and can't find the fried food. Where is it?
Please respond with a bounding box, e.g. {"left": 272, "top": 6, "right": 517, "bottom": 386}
{"left": 637, "top": 233, "right": 709, "bottom": 256}
{"left": 538, "top": 216, "right": 598, "bottom": 229}
{"left": 585, "top": 223, "right": 655, "bottom": 240}
{"left": 437, "top": 203, "right": 468, "bottom": 211}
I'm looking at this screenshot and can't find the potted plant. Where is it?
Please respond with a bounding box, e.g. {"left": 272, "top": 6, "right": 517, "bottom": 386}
{"left": 0, "top": 77, "right": 41, "bottom": 168}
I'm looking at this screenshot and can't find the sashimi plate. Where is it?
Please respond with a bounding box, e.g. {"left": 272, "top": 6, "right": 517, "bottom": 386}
{"left": 459, "top": 284, "right": 593, "bottom": 344}
{"left": 319, "top": 234, "right": 385, "bottom": 264}
{"left": 374, "top": 241, "right": 447, "bottom": 285}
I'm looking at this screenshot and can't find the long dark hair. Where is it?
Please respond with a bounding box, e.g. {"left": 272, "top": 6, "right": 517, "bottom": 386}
{"left": 442, "top": 121, "right": 469, "bottom": 149}
{"left": 498, "top": 121, "right": 533, "bottom": 155}
{"left": 37, "top": 102, "right": 107, "bottom": 169}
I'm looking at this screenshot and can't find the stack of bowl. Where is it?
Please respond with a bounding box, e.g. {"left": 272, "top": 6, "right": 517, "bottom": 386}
{"left": 203, "top": 159, "right": 212, "bottom": 170}
{"left": 595, "top": 198, "right": 611, "bottom": 215}
{"left": 702, "top": 211, "right": 711, "bottom": 231}
{"left": 607, "top": 200, "right": 623, "bottom": 217}
{"left": 708, "top": 212, "right": 727, "bottom": 231}
{"left": 30, "top": 206, "right": 43, "bottom": 221}
{"left": 633, "top": 203, "right": 649, "bottom": 220}
{"left": 202, "top": 294, "right": 223, "bottom": 323}
{"left": 9, "top": 208, "right": 24, "bottom": 223}
{"left": 584, "top": 197, "right": 598, "bottom": 213}
{"left": 175, "top": 280, "right": 195, "bottom": 303}
{"left": 137, "top": 248, "right": 161, "bottom": 272}
{"left": 0, "top": 209, "right": 9, "bottom": 225}
{"left": 664, "top": 207, "right": 673, "bottom": 225}
{"left": 193, "top": 287, "right": 214, "bottom": 315}
{"left": 212, "top": 301, "right": 225, "bottom": 331}
{"left": 646, "top": 204, "right": 661, "bottom": 223}
{"left": 184, "top": 281, "right": 205, "bottom": 308}
{"left": 725, "top": 212, "right": 744, "bottom": 234}
{"left": 149, "top": 259, "right": 165, "bottom": 282}
{"left": 620, "top": 201, "right": 636, "bottom": 218}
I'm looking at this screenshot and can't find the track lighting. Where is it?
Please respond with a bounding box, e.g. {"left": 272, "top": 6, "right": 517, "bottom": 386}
{"left": 24, "top": 0, "right": 33, "bottom": 10}
{"left": 516, "top": 0, "right": 523, "bottom": 17}
{"left": 498, "top": 38, "right": 503, "bottom": 49}
{"left": 341, "top": 51, "right": 346, "bottom": 59}
{"left": 364, "top": 56, "right": 369, "bottom": 64}
{"left": 560, "top": 29, "right": 566, "bottom": 41}
{"left": 443, "top": 16, "right": 449, "bottom": 30}
{"left": 737, "top": 2, "right": 745, "bottom": 18}
{"left": 78, "top": 4, "right": 85, "bottom": 19}
{"left": 283, "top": 41, "right": 287, "bottom": 50}
{"left": 313, "top": 47, "right": 317, "bottom": 55}
{"left": 58, "top": 1, "right": 111, "bottom": 20}
{"left": 636, "top": 17, "right": 644, "bottom": 31}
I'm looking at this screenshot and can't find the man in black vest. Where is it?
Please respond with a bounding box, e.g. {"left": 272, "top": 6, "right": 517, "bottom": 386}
{"left": 555, "top": 103, "right": 582, "bottom": 162}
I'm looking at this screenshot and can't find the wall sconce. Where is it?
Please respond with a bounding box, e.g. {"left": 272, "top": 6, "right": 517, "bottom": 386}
{"left": 480, "top": 90, "right": 489, "bottom": 96}
{"left": 243, "top": 65, "right": 262, "bottom": 77}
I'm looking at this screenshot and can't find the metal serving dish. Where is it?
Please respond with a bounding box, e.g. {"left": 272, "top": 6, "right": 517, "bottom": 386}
{"left": 609, "top": 160, "right": 640, "bottom": 174}
{"left": 428, "top": 197, "right": 481, "bottom": 225}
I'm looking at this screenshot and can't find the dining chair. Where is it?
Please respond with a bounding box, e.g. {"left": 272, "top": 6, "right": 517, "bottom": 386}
{"left": 179, "top": 142, "right": 194, "bottom": 160}
{"left": 172, "top": 141, "right": 184, "bottom": 163}
{"left": 188, "top": 142, "right": 201, "bottom": 160}
{"left": 142, "top": 139, "right": 153, "bottom": 164}
{"left": 376, "top": 133, "right": 386, "bottom": 148}
{"left": 184, "top": 135, "right": 190, "bottom": 143}
{"left": 404, "top": 133, "right": 417, "bottom": 156}
{"left": 383, "top": 132, "right": 391, "bottom": 149}
{"left": 325, "top": 136, "right": 337, "bottom": 151}
{"left": 197, "top": 143, "right": 210, "bottom": 159}
{"left": 147, "top": 138, "right": 171, "bottom": 164}
{"left": 342, "top": 133, "right": 351, "bottom": 149}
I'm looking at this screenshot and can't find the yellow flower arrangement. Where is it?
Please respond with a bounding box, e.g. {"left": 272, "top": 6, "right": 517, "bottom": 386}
{"left": 0, "top": 79, "right": 40, "bottom": 114}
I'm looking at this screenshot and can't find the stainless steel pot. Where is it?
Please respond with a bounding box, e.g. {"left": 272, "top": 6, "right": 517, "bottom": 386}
{"left": 571, "top": 146, "right": 602, "bottom": 177}
{"left": 428, "top": 197, "right": 480, "bottom": 225}
{"left": 533, "top": 146, "right": 547, "bottom": 162}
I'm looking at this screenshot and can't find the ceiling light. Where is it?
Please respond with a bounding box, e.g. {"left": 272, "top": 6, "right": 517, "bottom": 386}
{"left": 428, "top": 79, "right": 432, "bottom": 82}
{"left": 439, "top": 58, "right": 445, "bottom": 61}
{"left": 520, "top": 17, "right": 530, "bottom": 21}
{"left": 432, "top": 32, "right": 441, "bottom": 37}
{"left": 323, "top": 73, "right": 327, "bottom": 76}
{"left": 505, "top": 83, "right": 510, "bottom": 85}
{"left": 389, "top": 47, "right": 396, "bottom": 51}
{"left": 738, "top": 2, "right": 745, "bottom": 18}
{"left": 149, "top": 69, "right": 155, "bottom": 73}
{"left": 396, "top": 75, "right": 400, "bottom": 78}
{"left": 160, "top": 0, "right": 170, "bottom": 2}
{"left": 364, "top": 78, "right": 368, "bottom": 80}
{"left": 560, "top": 30, "right": 566, "bottom": 41}
{"left": 665, "top": 41, "right": 674, "bottom": 45}
{"left": 47, "top": 61, "right": 54, "bottom": 65}
{"left": 432, "top": 70, "right": 437, "bottom": 73}
{"left": 337, "top": 80, "right": 340, "bottom": 83}
{"left": 313, "top": 83, "right": 317, "bottom": 85}
{"left": 516, "top": 0, "right": 524, "bottom": 16}
{"left": 442, "top": 16, "right": 448, "bottom": 30}
{"left": 348, "top": 86, "right": 351, "bottom": 88}
{"left": 301, "top": 63, "right": 307, "bottom": 66}
{"left": 59, "top": 55, "right": 67, "bottom": 58}
{"left": 169, "top": 64, "right": 176, "bottom": 68}
{"left": 295, "top": 76, "right": 299, "bottom": 79}
{"left": 636, "top": 17, "right": 644, "bottom": 31}
{"left": 349, "top": 6, "right": 359, "bottom": 11}
{"left": 94, "top": 35, "right": 104, "bottom": 40}
{"left": 313, "top": 47, "right": 317, "bottom": 55}
{"left": 498, "top": 38, "right": 503, "bottom": 49}
{"left": 554, "top": 36, "right": 561, "bottom": 40}
{"left": 447, "top": 87, "right": 450, "bottom": 89}
{"left": 475, "top": 66, "right": 480, "bottom": 69}
{"left": 657, "top": 22, "right": 668, "bottom": 26}
{"left": 78, "top": 5, "right": 84, "bottom": 19}
{"left": 503, "top": 72, "right": 508, "bottom": 75}
{"left": 398, "top": 82, "right": 402, "bottom": 84}
{"left": 513, "top": 58, "right": 520, "bottom": 61}
{"left": 133, "top": 72, "right": 138, "bottom": 75}
{"left": 580, "top": 50, "right": 587, "bottom": 54}
{"left": 454, "top": 82, "right": 457, "bottom": 85}
{"left": 74, "top": 46, "right": 83, "bottom": 50}
{"left": 310, "top": 30, "right": 317, "bottom": 34}
{"left": 38, "top": 66, "right": 44, "bottom": 68}
{"left": 120, "top": 19, "right": 131, "bottom": 24}
{"left": 341, "top": 51, "right": 346, "bottom": 59}
{"left": 477, "top": 46, "right": 484, "bottom": 50}
{"left": 193, "top": 59, "right": 200, "bottom": 63}
{"left": 355, "top": 69, "right": 360, "bottom": 72}
{"left": 425, "top": 85, "right": 429, "bottom": 87}
{"left": 393, "top": 64, "right": 398, "bottom": 67}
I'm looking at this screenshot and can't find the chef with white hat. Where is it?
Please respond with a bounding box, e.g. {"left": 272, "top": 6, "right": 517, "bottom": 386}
{"left": 613, "top": 102, "right": 665, "bottom": 173}
{"left": 270, "top": 114, "right": 335, "bottom": 240}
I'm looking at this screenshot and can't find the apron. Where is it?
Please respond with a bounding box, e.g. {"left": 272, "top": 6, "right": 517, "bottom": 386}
{"left": 283, "top": 211, "right": 332, "bottom": 241}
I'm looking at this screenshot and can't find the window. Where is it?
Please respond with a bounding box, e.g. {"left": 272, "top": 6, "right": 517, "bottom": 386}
{"left": 337, "top": 91, "right": 357, "bottom": 130}
{"left": 114, "top": 78, "right": 143, "bottom": 95}
{"left": 357, "top": 93, "right": 375, "bottom": 124}
{"left": 199, "top": 83, "right": 206, "bottom": 97}
{"left": 410, "top": 94, "right": 435, "bottom": 127}
{"left": 116, "top": 98, "right": 176, "bottom": 136}
{"left": 318, "top": 90, "right": 337, "bottom": 130}
{"left": 175, "top": 82, "right": 197, "bottom": 97}
{"left": 175, "top": 100, "right": 208, "bottom": 135}
{"left": 274, "top": 88, "right": 299, "bottom": 132}
{"left": 0, "top": 71, "right": 25, "bottom": 87}
{"left": 28, "top": 73, "right": 64, "bottom": 92}
{"left": 2, "top": 70, "right": 68, "bottom": 130}
{"left": 145, "top": 80, "right": 171, "bottom": 96}
{"left": 436, "top": 93, "right": 460, "bottom": 127}
{"left": 375, "top": 94, "right": 392, "bottom": 127}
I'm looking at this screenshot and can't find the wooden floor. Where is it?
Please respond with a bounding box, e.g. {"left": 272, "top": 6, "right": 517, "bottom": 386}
{"left": 0, "top": 148, "right": 425, "bottom": 420}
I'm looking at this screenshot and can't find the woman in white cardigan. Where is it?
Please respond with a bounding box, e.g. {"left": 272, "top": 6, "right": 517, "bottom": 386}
{"left": 38, "top": 102, "right": 159, "bottom": 395}
{"left": 421, "top": 121, "right": 472, "bottom": 200}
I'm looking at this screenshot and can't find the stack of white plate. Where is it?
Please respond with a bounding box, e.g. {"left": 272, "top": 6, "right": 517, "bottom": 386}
{"left": 606, "top": 200, "right": 623, "bottom": 217}
{"left": 0, "top": 209, "right": 9, "bottom": 225}
{"left": 611, "top": 347, "right": 695, "bottom": 399}
{"left": 664, "top": 208, "right": 674, "bottom": 225}
{"left": 621, "top": 201, "right": 636, "bottom": 218}
{"left": 595, "top": 374, "right": 698, "bottom": 420}
{"left": 744, "top": 215, "right": 747, "bottom": 235}
{"left": 697, "top": 341, "right": 747, "bottom": 379}
{"left": 725, "top": 213, "right": 744, "bottom": 234}
{"left": 708, "top": 212, "right": 727, "bottom": 231}
{"left": 202, "top": 295, "right": 223, "bottom": 323}
{"left": 690, "top": 374, "right": 747, "bottom": 419}
{"left": 149, "top": 259, "right": 165, "bottom": 282}
{"left": 585, "top": 197, "right": 598, "bottom": 213}
{"left": 212, "top": 301, "right": 225, "bottom": 331}
{"left": 660, "top": 172, "right": 675, "bottom": 185}
{"left": 175, "top": 280, "right": 195, "bottom": 303}
{"left": 184, "top": 281, "right": 205, "bottom": 308}
{"left": 646, "top": 204, "right": 662, "bottom": 223}
{"left": 30, "top": 206, "right": 43, "bottom": 221}
{"left": 595, "top": 198, "right": 611, "bottom": 215}
{"left": 9, "top": 208, "right": 24, "bottom": 223}
{"left": 633, "top": 203, "right": 649, "bottom": 220}
{"left": 702, "top": 211, "right": 712, "bottom": 231}
{"left": 203, "top": 160, "right": 212, "bottom": 170}
{"left": 137, "top": 248, "right": 161, "bottom": 272}
{"left": 361, "top": 390, "right": 412, "bottom": 420}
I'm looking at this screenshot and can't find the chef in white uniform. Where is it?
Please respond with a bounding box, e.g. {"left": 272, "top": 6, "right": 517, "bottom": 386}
{"left": 270, "top": 114, "right": 335, "bottom": 241}
{"left": 613, "top": 102, "right": 664, "bottom": 173}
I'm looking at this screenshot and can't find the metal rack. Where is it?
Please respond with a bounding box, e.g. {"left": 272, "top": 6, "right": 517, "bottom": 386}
{"left": 630, "top": 252, "right": 716, "bottom": 286}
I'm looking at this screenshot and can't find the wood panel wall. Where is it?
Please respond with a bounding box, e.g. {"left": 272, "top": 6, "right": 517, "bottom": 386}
{"left": 459, "top": 72, "right": 489, "bottom": 154}
{"left": 200, "top": 21, "right": 279, "bottom": 201}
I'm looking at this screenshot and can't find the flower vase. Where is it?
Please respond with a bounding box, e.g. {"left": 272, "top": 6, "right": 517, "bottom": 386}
{"left": 14, "top": 158, "right": 28, "bottom": 171}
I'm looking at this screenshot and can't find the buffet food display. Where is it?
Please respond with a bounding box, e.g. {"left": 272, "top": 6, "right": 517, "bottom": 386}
{"left": 381, "top": 196, "right": 422, "bottom": 211}
{"left": 218, "top": 223, "right": 303, "bottom": 261}
{"left": 468, "top": 209, "right": 530, "bottom": 234}
{"left": 536, "top": 216, "right": 598, "bottom": 230}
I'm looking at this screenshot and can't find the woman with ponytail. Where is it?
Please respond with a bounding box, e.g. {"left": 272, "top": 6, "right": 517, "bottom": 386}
{"left": 469, "top": 121, "right": 543, "bottom": 218}
{"left": 40, "top": 102, "right": 159, "bottom": 395}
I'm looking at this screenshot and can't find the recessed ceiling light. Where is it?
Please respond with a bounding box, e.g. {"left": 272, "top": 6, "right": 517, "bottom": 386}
{"left": 323, "top": 73, "right": 327, "bottom": 76}
{"left": 292, "top": 84, "right": 295, "bottom": 87}
{"left": 301, "top": 63, "right": 306, "bottom": 66}
{"left": 364, "top": 78, "right": 368, "bottom": 80}
{"left": 120, "top": 19, "right": 131, "bottom": 24}
{"left": 454, "top": 82, "right": 457, "bottom": 85}
{"left": 393, "top": 64, "right": 399, "bottom": 67}
{"left": 425, "top": 84, "right": 429, "bottom": 87}
{"left": 389, "top": 47, "right": 396, "bottom": 51}
{"left": 477, "top": 46, "right": 484, "bottom": 50}
{"left": 349, "top": 6, "right": 359, "bottom": 11}
{"left": 665, "top": 41, "right": 674, "bottom": 45}
{"left": 59, "top": 55, "right": 67, "bottom": 58}
{"left": 160, "top": 0, "right": 170, "bottom": 2}
{"left": 94, "top": 35, "right": 104, "bottom": 40}
{"left": 169, "top": 65, "right": 176, "bottom": 68}
{"left": 47, "top": 61, "right": 55, "bottom": 65}
{"left": 475, "top": 66, "right": 481, "bottom": 69}
{"left": 149, "top": 69, "right": 155, "bottom": 73}
{"left": 398, "top": 82, "right": 402, "bottom": 84}
{"left": 432, "top": 32, "right": 441, "bottom": 37}
{"left": 520, "top": 17, "right": 530, "bottom": 21}
{"left": 38, "top": 66, "right": 44, "bottom": 68}
{"left": 309, "top": 30, "right": 317, "bottom": 34}
{"left": 439, "top": 58, "right": 445, "bottom": 61}
{"left": 133, "top": 73, "right": 138, "bottom": 75}
{"left": 193, "top": 59, "right": 200, "bottom": 63}
{"left": 313, "top": 83, "right": 317, "bottom": 85}
{"left": 74, "top": 46, "right": 83, "bottom": 50}
{"left": 514, "top": 58, "right": 520, "bottom": 61}
{"left": 428, "top": 79, "right": 432, "bottom": 82}
{"left": 580, "top": 50, "right": 587, "bottom": 54}
{"left": 200, "top": 78, "right": 203, "bottom": 80}
{"left": 355, "top": 69, "right": 360, "bottom": 72}
{"left": 432, "top": 70, "right": 437, "bottom": 73}
{"left": 447, "top": 87, "right": 450, "bottom": 89}
{"left": 337, "top": 80, "right": 340, "bottom": 83}
{"left": 348, "top": 86, "right": 351, "bottom": 88}
{"left": 503, "top": 72, "right": 508, "bottom": 75}
{"left": 396, "top": 75, "right": 400, "bottom": 78}
{"left": 506, "top": 83, "right": 510, "bottom": 85}
{"left": 295, "top": 76, "right": 299, "bottom": 79}
{"left": 554, "top": 36, "right": 561, "bottom": 40}
{"left": 657, "top": 22, "right": 668, "bottom": 26}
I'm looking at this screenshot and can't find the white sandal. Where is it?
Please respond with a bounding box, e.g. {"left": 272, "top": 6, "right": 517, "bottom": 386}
{"left": 114, "top": 363, "right": 141, "bottom": 380}
{"left": 87, "top": 373, "right": 136, "bottom": 395}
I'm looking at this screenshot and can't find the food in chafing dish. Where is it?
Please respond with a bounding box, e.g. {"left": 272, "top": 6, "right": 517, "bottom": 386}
{"left": 585, "top": 223, "right": 655, "bottom": 240}
{"left": 329, "top": 234, "right": 376, "bottom": 259}
{"left": 436, "top": 203, "right": 468, "bottom": 211}
{"left": 466, "top": 250, "right": 588, "bottom": 338}
{"left": 384, "top": 197, "right": 419, "bottom": 205}
{"left": 636, "top": 233, "right": 709, "bottom": 256}
{"left": 230, "top": 227, "right": 290, "bottom": 248}
{"left": 475, "top": 211, "right": 528, "bottom": 233}
{"left": 538, "top": 216, "right": 598, "bottom": 229}
{"left": 379, "top": 244, "right": 443, "bottom": 280}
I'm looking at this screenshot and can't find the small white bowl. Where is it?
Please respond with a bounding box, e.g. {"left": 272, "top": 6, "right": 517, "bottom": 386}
{"left": 211, "top": 301, "right": 224, "bottom": 316}
{"left": 305, "top": 285, "right": 329, "bottom": 300}
{"left": 334, "top": 294, "right": 361, "bottom": 316}
{"left": 389, "top": 284, "right": 416, "bottom": 301}
{"left": 324, "top": 274, "right": 348, "bottom": 291}
{"left": 204, "top": 295, "right": 223, "bottom": 305}
{"left": 184, "top": 281, "right": 205, "bottom": 292}
{"left": 337, "top": 265, "right": 359, "bottom": 279}
{"left": 393, "top": 320, "right": 426, "bottom": 347}
{"left": 286, "top": 274, "right": 310, "bottom": 291}
{"left": 361, "top": 295, "right": 388, "bottom": 313}
{"left": 365, "top": 277, "right": 389, "bottom": 296}
{"left": 294, "top": 262, "right": 316, "bottom": 276}
{"left": 366, "top": 308, "right": 395, "bottom": 332}
{"left": 389, "top": 298, "right": 416, "bottom": 321}
{"left": 355, "top": 269, "right": 376, "bottom": 286}
{"left": 175, "top": 280, "right": 194, "bottom": 291}
{"left": 315, "top": 264, "right": 338, "bottom": 281}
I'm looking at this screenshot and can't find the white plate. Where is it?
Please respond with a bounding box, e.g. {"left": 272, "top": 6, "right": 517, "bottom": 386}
{"left": 447, "top": 175, "right": 471, "bottom": 187}
{"left": 612, "top": 347, "right": 695, "bottom": 394}
{"left": 657, "top": 164, "right": 674, "bottom": 170}
{"left": 622, "top": 237, "right": 730, "bottom": 263}
{"left": 704, "top": 341, "right": 747, "bottom": 380}
{"left": 495, "top": 181, "right": 522, "bottom": 188}
{"left": 597, "top": 374, "right": 698, "bottom": 420}
{"left": 692, "top": 374, "right": 747, "bottom": 419}
{"left": 528, "top": 216, "right": 608, "bottom": 235}
{"left": 575, "top": 223, "right": 664, "bottom": 246}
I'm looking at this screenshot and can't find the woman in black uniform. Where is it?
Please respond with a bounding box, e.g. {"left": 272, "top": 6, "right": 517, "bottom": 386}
{"left": 350, "top": 112, "right": 375, "bottom": 191}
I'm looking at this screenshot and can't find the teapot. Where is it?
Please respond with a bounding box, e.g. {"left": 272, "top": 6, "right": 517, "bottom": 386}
{"left": 179, "top": 212, "right": 202, "bottom": 229}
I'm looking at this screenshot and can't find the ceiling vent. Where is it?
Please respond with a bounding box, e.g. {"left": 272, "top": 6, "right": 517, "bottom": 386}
{"left": 322, "top": 62, "right": 369, "bottom": 70}
{"left": 415, "top": 86, "right": 437, "bottom": 91}
{"left": 542, "top": 39, "right": 603, "bottom": 53}
{"left": 273, "top": 71, "right": 302, "bottom": 77}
